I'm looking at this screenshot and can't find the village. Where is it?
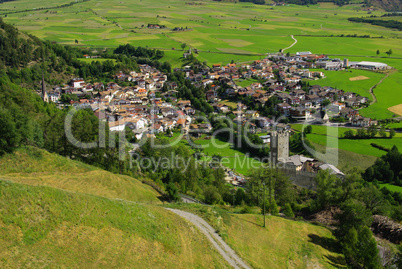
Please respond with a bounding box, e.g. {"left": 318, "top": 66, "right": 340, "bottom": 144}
{"left": 41, "top": 52, "right": 385, "bottom": 134}
{"left": 38, "top": 52, "right": 389, "bottom": 186}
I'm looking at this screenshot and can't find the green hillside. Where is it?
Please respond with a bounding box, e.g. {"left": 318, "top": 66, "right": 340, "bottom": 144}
{"left": 0, "top": 147, "right": 161, "bottom": 204}
{"left": 167, "top": 204, "right": 346, "bottom": 269}
{"left": 0, "top": 180, "right": 230, "bottom": 268}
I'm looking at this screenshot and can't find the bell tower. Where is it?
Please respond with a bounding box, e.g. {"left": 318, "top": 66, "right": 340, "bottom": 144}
{"left": 41, "top": 72, "right": 49, "bottom": 103}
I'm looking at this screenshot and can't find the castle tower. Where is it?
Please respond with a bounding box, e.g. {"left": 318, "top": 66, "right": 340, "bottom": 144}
{"left": 41, "top": 72, "right": 49, "bottom": 103}
{"left": 270, "top": 130, "right": 289, "bottom": 166}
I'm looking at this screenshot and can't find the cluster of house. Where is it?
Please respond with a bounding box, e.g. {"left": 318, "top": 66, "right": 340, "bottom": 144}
{"left": 180, "top": 54, "right": 324, "bottom": 90}
{"left": 175, "top": 54, "right": 373, "bottom": 127}
{"left": 39, "top": 64, "right": 198, "bottom": 140}
{"left": 39, "top": 50, "right": 379, "bottom": 144}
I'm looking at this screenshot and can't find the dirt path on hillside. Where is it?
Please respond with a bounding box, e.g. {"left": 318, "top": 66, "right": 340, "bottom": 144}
{"left": 366, "top": 70, "right": 397, "bottom": 107}
{"left": 166, "top": 208, "right": 251, "bottom": 269}
{"left": 282, "top": 35, "right": 297, "bottom": 52}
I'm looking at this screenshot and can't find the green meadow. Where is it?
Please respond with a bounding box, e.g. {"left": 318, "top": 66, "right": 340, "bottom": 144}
{"left": 194, "top": 136, "right": 264, "bottom": 175}
{"left": 77, "top": 58, "right": 116, "bottom": 63}
{"left": 2, "top": 0, "right": 401, "bottom": 58}
{"left": 1, "top": 0, "right": 401, "bottom": 118}
{"left": 379, "top": 183, "right": 402, "bottom": 194}
{"left": 290, "top": 124, "right": 402, "bottom": 170}
{"left": 306, "top": 133, "right": 402, "bottom": 158}
{"left": 308, "top": 68, "right": 385, "bottom": 99}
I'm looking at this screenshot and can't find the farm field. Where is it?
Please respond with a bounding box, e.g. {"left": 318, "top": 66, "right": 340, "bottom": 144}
{"left": 291, "top": 124, "right": 402, "bottom": 170}
{"left": 2, "top": 0, "right": 401, "bottom": 118}
{"left": 387, "top": 122, "right": 402, "bottom": 129}
{"left": 292, "top": 124, "right": 358, "bottom": 137}
{"left": 305, "top": 133, "right": 402, "bottom": 158}
{"left": 308, "top": 68, "right": 385, "bottom": 99}
{"left": 2, "top": 0, "right": 401, "bottom": 60}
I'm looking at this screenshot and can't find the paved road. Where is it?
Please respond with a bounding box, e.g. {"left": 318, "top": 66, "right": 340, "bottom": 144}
{"left": 166, "top": 208, "right": 251, "bottom": 269}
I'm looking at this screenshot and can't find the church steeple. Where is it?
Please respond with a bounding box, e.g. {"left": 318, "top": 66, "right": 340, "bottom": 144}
{"left": 41, "top": 72, "right": 49, "bottom": 102}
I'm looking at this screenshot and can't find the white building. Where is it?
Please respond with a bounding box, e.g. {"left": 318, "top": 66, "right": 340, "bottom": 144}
{"left": 350, "top": 61, "right": 388, "bottom": 70}
{"left": 71, "top": 78, "right": 85, "bottom": 88}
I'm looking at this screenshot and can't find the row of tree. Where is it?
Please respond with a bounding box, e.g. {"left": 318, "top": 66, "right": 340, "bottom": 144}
{"left": 343, "top": 126, "right": 395, "bottom": 139}
{"left": 348, "top": 17, "right": 402, "bottom": 31}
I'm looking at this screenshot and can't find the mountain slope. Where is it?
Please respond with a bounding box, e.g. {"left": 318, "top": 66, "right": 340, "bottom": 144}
{"left": 0, "top": 181, "right": 230, "bottom": 268}
{"left": 167, "top": 204, "right": 346, "bottom": 269}
{"left": 0, "top": 147, "right": 161, "bottom": 204}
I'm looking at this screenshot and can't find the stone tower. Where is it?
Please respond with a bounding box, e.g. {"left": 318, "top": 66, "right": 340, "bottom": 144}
{"left": 270, "top": 130, "right": 289, "bottom": 166}
{"left": 41, "top": 72, "right": 49, "bottom": 103}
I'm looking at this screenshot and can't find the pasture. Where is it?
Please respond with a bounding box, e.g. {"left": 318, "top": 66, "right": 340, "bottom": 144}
{"left": 194, "top": 136, "right": 264, "bottom": 175}
{"left": 1, "top": 0, "right": 401, "bottom": 118}
{"left": 2, "top": 0, "right": 401, "bottom": 60}
{"left": 308, "top": 68, "right": 385, "bottom": 99}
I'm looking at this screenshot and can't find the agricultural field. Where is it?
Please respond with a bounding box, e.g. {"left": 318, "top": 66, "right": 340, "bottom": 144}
{"left": 290, "top": 124, "right": 402, "bottom": 169}
{"left": 0, "top": 0, "right": 400, "bottom": 113}
{"left": 308, "top": 68, "right": 385, "bottom": 100}
{"left": 305, "top": 132, "right": 402, "bottom": 158}
{"left": 1, "top": 0, "right": 401, "bottom": 60}
{"left": 2, "top": 0, "right": 401, "bottom": 118}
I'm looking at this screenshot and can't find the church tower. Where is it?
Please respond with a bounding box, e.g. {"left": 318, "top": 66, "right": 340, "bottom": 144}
{"left": 41, "top": 72, "right": 49, "bottom": 103}
{"left": 270, "top": 129, "right": 289, "bottom": 166}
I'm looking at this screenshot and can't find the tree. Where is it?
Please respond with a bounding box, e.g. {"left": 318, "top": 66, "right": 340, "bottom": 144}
{"left": 356, "top": 226, "right": 381, "bottom": 268}
{"left": 357, "top": 128, "right": 366, "bottom": 138}
{"left": 313, "top": 169, "right": 342, "bottom": 210}
{"left": 283, "top": 203, "right": 294, "bottom": 218}
{"left": 385, "top": 49, "right": 393, "bottom": 57}
{"left": 166, "top": 181, "right": 180, "bottom": 201}
{"left": 304, "top": 125, "right": 313, "bottom": 134}
{"left": 379, "top": 126, "right": 387, "bottom": 138}
{"left": 321, "top": 99, "right": 331, "bottom": 107}
{"left": 367, "top": 125, "right": 377, "bottom": 138}
{"left": 344, "top": 130, "right": 354, "bottom": 139}
{"left": 389, "top": 128, "right": 396, "bottom": 138}
{"left": 0, "top": 107, "right": 18, "bottom": 155}
{"left": 376, "top": 49, "right": 379, "bottom": 55}
{"left": 181, "top": 43, "right": 187, "bottom": 50}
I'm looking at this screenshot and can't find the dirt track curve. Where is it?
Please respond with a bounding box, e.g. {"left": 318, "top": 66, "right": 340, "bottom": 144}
{"left": 166, "top": 208, "right": 251, "bottom": 269}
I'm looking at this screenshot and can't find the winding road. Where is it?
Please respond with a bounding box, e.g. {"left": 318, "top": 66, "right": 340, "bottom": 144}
{"left": 166, "top": 208, "right": 251, "bottom": 269}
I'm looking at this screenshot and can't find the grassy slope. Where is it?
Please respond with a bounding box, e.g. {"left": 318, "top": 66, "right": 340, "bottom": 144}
{"left": 167, "top": 204, "right": 346, "bottom": 269}
{"left": 379, "top": 183, "right": 402, "bottom": 194}
{"left": 0, "top": 147, "right": 161, "bottom": 204}
{"left": 0, "top": 181, "right": 229, "bottom": 268}
{"left": 194, "top": 137, "right": 263, "bottom": 175}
